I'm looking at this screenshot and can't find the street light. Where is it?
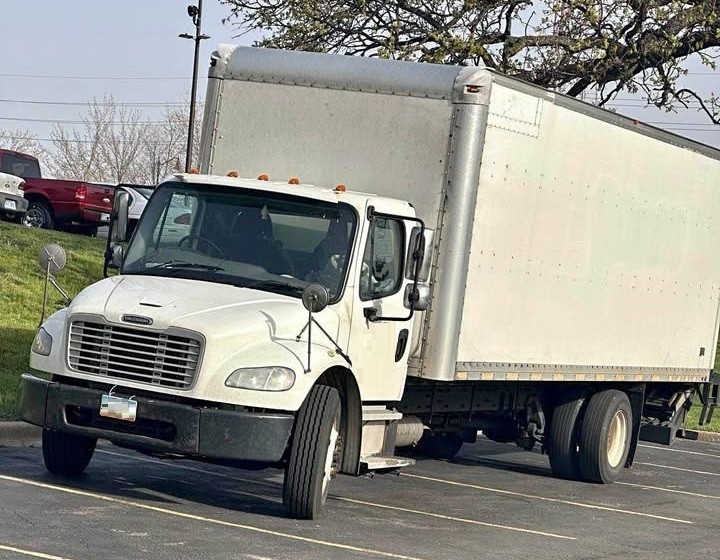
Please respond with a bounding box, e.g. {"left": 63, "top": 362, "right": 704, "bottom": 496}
{"left": 179, "top": 1, "right": 210, "bottom": 173}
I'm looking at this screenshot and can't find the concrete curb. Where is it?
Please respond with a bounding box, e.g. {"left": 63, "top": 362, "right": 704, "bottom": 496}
{"left": 684, "top": 429, "right": 720, "bottom": 444}
{"left": 0, "top": 421, "right": 41, "bottom": 447}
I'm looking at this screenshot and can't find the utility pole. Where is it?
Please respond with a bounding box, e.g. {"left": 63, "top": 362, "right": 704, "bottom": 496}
{"left": 179, "top": 1, "right": 210, "bottom": 173}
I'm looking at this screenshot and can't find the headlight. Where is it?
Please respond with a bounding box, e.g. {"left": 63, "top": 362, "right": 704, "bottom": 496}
{"left": 225, "top": 367, "right": 296, "bottom": 391}
{"left": 31, "top": 328, "right": 53, "bottom": 356}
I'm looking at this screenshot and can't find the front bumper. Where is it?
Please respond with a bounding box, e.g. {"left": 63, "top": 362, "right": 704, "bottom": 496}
{"left": 19, "top": 374, "right": 294, "bottom": 463}
{"left": 0, "top": 193, "right": 28, "bottom": 214}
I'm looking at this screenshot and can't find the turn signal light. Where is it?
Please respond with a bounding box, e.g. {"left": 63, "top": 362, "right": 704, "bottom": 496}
{"left": 258, "top": 174, "right": 269, "bottom": 181}
{"left": 189, "top": 168, "right": 200, "bottom": 174}
{"left": 227, "top": 171, "right": 239, "bottom": 177}
{"left": 288, "top": 177, "right": 300, "bottom": 185}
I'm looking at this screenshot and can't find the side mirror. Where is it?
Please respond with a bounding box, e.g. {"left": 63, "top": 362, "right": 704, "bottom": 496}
{"left": 111, "top": 190, "right": 130, "bottom": 242}
{"left": 108, "top": 242, "right": 124, "bottom": 270}
{"left": 301, "top": 283, "right": 329, "bottom": 313}
{"left": 405, "top": 227, "right": 434, "bottom": 283}
{"left": 404, "top": 284, "right": 431, "bottom": 311}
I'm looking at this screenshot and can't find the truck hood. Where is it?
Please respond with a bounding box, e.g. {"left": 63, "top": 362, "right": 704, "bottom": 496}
{"left": 0, "top": 171, "right": 25, "bottom": 197}
{"left": 69, "top": 275, "right": 337, "bottom": 343}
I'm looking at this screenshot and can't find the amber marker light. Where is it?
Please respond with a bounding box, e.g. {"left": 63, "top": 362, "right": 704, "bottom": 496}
{"left": 258, "top": 174, "right": 269, "bottom": 181}
{"left": 334, "top": 184, "right": 347, "bottom": 192}
{"left": 288, "top": 177, "right": 300, "bottom": 185}
{"left": 227, "top": 171, "right": 239, "bottom": 177}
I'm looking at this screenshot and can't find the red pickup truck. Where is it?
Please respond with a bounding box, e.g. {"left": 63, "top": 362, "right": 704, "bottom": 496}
{"left": 0, "top": 149, "right": 113, "bottom": 235}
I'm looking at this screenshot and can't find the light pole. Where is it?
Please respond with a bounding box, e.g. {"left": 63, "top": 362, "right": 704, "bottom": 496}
{"left": 179, "top": 1, "right": 210, "bottom": 173}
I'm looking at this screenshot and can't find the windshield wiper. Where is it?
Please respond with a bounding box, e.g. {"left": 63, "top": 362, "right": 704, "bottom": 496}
{"left": 239, "top": 280, "right": 305, "bottom": 296}
{"left": 148, "top": 260, "right": 224, "bottom": 271}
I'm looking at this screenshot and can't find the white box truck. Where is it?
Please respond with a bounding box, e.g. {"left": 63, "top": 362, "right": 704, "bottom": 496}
{"left": 20, "top": 46, "right": 720, "bottom": 519}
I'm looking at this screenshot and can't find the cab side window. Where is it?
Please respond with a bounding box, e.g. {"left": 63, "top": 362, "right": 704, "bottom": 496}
{"left": 359, "top": 218, "right": 405, "bottom": 301}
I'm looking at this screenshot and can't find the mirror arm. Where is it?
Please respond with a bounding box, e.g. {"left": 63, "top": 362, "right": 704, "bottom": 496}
{"left": 103, "top": 216, "right": 115, "bottom": 278}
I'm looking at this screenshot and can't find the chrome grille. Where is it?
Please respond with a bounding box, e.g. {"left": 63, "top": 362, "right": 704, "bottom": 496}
{"left": 68, "top": 321, "right": 201, "bottom": 389}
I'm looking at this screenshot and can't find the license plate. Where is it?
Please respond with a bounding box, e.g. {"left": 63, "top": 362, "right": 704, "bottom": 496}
{"left": 4, "top": 200, "right": 16, "bottom": 210}
{"left": 100, "top": 212, "right": 110, "bottom": 222}
{"left": 100, "top": 394, "right": 137, "bottom": 422}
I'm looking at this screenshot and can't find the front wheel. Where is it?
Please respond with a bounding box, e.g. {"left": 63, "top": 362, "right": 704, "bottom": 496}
{"left": 578, "top": 390, "right": 632, "bottom": 483}
{"left": 42, "top": 430, "right": 97, "bottom": 476}
{"left": 283, "top": 385, "right": 342, "bottom": 519}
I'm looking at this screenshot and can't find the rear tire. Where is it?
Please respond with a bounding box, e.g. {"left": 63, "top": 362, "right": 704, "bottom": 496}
{"left": 42, "top": 430, "right": 97, "bottom": 476}
{"left": 578, "top": 390, "right": 632, "bottom": 483}
{"left": 547, "top": 392, "right": 586, "bottom": 480}
{"left": 24, "top": 201, "right": 54, "bottom": 229}
{"left": 416, "top": 432, "right": 464, "bottom": 459}
{"left": 283, "top": 385, "right": 342, "bottom": 519}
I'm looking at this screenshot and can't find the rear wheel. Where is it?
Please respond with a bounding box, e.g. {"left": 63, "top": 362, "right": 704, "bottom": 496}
{"left": 24, "top": 201, "right": 54, "bottom": 229}
{"left": 42, "top": 430, "right": 97, "bottom": 476}
{"left": 416, "top": 432, "right": 464, "bottom": 459}
{"left": 283, "top": 385, "right": 342, "bottom": 519}
{"left": 578, "top": 390, "right": 632, "bottom": 483}
{"left": 547, "top": 392, "right": 587, "bottom": 480}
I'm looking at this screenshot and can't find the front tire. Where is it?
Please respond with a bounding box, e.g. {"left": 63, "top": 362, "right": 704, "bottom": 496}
{"left": 42, "top": 430, "right": 97, "bottom": 476}
{"left": 578, "top": 390, "right": 632, "bottom": 483}
{"left": 283, "top": 385, "right": 341, "bottom": 519}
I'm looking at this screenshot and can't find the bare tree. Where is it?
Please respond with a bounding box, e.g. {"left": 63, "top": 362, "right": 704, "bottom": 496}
{"left": 221, "top": 0, "right": 720, "bottom": 122}
{"left": 46, "top": 97, "right": 201, "bottom": 185}
{"left": 0, "top": 128, "right": 46, "bottom": 157}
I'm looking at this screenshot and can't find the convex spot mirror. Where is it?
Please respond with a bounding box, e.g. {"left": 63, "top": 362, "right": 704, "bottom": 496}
{"left": 405, "top": 227, "right": 434, "bottom": 283}
{"left": 302, "top": 284, "right": 329, "bottom": 313}
{"left": 111, "top": 190, "right": 130, "bottom": 242}
{"left": 38, "top": 243, "right": 66, "bottom": 275}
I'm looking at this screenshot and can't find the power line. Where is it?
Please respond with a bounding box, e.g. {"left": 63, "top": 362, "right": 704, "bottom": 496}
{"left": 1, "top": 135, "right": 181, "bottom": 145}
{"left": 0, "top": 116, "right": 172, "bottom": 125}
{"left": 0, "top": 72, "right": 208, "bottom": 81}
{"left": 0, "top": 99, "right": 189, "bottom": 107}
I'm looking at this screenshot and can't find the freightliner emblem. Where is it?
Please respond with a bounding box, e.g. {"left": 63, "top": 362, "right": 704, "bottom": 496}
{"left": 122, "top": 315, "right": 153, "bottom": 326}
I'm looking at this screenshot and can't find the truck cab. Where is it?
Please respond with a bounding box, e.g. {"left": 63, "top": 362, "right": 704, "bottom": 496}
{"left": 20, "top": 172, "right": 430, "bottom": 519}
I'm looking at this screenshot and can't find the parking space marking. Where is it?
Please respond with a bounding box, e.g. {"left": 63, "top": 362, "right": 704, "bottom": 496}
{"left": 616, "top": 482, "right": 720, "bottom": 500}
{"left": 0, "top": 545, "right": 75, "bottom": 560}
{"left": 0, "top": 475, "right": 426, "bottom": 560}
{"left": 638, "top": 444, "right": 720, "bottom": 459}
{"left": 401, "top": 473, "right": 693, "bottom": 524}
{"left": 97, "top": 450, "right": 574, "bottom": 541}
{"left": 332, "top": 496, "right": 576, "bottom": 540}
{"left": 635, "top": 462, "right": 720, "bottom": 477}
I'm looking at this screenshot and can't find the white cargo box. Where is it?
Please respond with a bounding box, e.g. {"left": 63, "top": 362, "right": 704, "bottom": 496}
{"left": 200, "top": 46, "right": 720, "bottom": 385}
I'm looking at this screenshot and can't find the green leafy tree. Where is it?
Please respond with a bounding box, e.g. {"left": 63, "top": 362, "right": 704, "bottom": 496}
{"left": 221, "top": 0, "right": 720, "bottom": 122}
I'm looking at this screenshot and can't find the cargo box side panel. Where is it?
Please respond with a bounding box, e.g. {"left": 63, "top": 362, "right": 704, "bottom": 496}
{"left": 208, "top": 79, "right": 453, "bottom": 228}
{"left": 455, "top": 82, "right": 720, "bottom": 381}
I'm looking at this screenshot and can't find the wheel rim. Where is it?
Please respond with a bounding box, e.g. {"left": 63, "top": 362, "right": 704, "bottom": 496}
{"left": 24, "top": 208, "right": 44, "bottom": 228}
{"left": 321, "top": 415, "right": 340, "bottom": 501}
{"left": 606, "top": 409, "right": 628, "bottom": 468}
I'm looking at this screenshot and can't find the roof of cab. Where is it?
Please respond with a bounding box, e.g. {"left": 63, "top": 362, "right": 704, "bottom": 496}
{"left": 163, "top": 172, "right": 404, "bottom": 209}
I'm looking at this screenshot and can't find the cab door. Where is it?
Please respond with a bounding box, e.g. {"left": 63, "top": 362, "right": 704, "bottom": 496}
{"left": 347, "top": 203, "right": 418, "bottom": 402}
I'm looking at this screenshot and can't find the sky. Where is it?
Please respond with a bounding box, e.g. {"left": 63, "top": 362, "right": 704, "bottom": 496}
{"left": 0, "top": 0, "right": 718, "bottom": 152}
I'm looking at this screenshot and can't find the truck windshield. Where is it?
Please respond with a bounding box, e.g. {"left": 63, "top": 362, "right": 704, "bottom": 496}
{"left": 122, "top": 183, "right": 357, "bottom": 301}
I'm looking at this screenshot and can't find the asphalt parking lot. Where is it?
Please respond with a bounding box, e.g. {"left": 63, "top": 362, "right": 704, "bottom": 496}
{"left": 0, "top": 436, "right": 718, "bottom": 560}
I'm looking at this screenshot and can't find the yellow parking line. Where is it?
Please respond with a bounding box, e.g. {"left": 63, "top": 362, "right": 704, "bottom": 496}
{"left": 401, "top": 473, "right": 693, "bottom": 524}
{"left": 617, "top": 482, "right": 720, "bottom": 500}
{"left": 635, "top": 462, "right": 720, "bottom": 477}
{"left": 638, "top": 444, "right": 720, "bottom": 458}
{"left": 0, "top": 475, "right": 425, "bottom": 560}
{"left": 97, "top": 450, "right": 574, "bottom": 540}
{"left": 0, "top": 545, "right": 75, "bottom": 560}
